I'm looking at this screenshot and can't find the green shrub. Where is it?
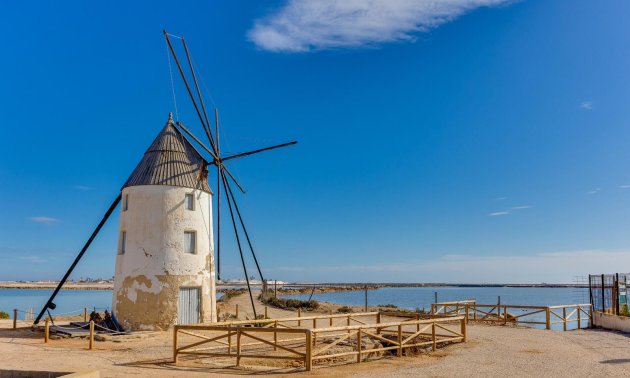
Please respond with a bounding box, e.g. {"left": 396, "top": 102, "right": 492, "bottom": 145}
{"left": 378, "top": 304, "right": 398, "bottom": 308}
{"left": 217, "top": 288, "right": 247, "bottom": 302}
{"left": 337, "top": 306, "right": 353, "bottom": 313}
{"left": 620, "top": 304, "right": 630, "bottom": 317}
{"left": 0, "top": 311, "right": 9, "bottom": 319}
{"left": 259, "top": 294, "right": 319, "bottom": 311}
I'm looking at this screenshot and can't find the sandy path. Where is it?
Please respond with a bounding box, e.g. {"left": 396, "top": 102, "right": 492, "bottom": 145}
{"left": 1, "top": 293, "right": 629, "bottom": 377}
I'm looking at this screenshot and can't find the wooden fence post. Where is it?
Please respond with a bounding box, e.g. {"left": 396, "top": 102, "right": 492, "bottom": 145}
{"left": 236, "top": 329, "right": 242, "bottom": 366}
{"left": 461, "top": 317, "right": 467, "bottom": 342}
{"left": 313, "top": 318, "right": 317, "bottom": 329}
{"left": 84, "top": 307, "right": 87, "bottom": 322}
{"left": 430, "top": 304, "right": 435, "bottom": 315}
{"left": 465, "top": 304, "right": 469, "bottom": 324}
{"left": 235, "top": 304, "right": 239, "bottom": 319}
{"left": 577, "top": 306, "right": 581, "bottom": 330}
{"left": 473, "top": 303, "right": 477, "bottom": 321}
{"left": 563, "top": 307, "right": 567, "bottom": 332}
{"left": 228, "top": 331, "right": 232, "bottom": 354}
{"left": 347, "top": 315, "right": 350, "bottom": 334}
{"left": 376, "top": 312, "right": 381, "bottom": 335}
{"left": 173, "top": 327, "right": 178, "bottom": 363}
{"left": 397, "top": 325, "right": 402, "bottom": 357}
{"left": 503, "top": 306, "right": 508, "bottom": 325}
{"left": 297, "top": 308, "right": 301, "bottom": 326}
{"left": 545, "top": 307, "right": 551, "bottom": 330}
{"left": 329, "top": 310, "right": 333, "bottom": 326}
{"left": 88, "top": 320, "right": 94, "bottom": 350}
{"left": 13, "top": 309, "right": 17, "bottom": 329}
{"left": 264, "top": 306, "right": 268, "bottom": 319}
{"left": 274, "top": 320, "right": 278, "bottom": 351}
{"left": 357, "top": 328, "right": 362, "bottom": 363}
{"left": 44, "top": 317, "right": 50, "bottom": 343}
{"left": 588, "top": 305, "right": 593, "bottom": 328}
{"left": 305, "top": 330, "right": 312, "bottom": 371}
{"left": 432, "top": 322, "right": 437, "bottom": 351}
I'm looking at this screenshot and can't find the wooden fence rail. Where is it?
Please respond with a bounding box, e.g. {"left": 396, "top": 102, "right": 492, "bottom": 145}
{"left": 431, "top": 302, "right": 592, "bottom": 330}
{"left": 173, "top": 315, "right": 466, "bottom": 371}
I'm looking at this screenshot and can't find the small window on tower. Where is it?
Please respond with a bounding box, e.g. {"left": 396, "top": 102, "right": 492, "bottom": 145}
{"left": 185, "top": 193, "right": 194, "bottom": 211}
{"left": 184, "top": 231, "right": 196, "bottom": 254}
{"left": 120, "top": 231, "right": 126, "bottom": 255}
{"left": 123, "top": 194, "right": 128, "bottom": 211}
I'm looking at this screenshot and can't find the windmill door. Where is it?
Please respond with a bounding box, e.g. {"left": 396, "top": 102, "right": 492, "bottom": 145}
{"left": 178, "top": 287, "right": 201, "bottom": 324}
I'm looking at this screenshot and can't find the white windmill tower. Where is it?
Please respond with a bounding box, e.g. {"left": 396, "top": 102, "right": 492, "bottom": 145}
{"left": 112, "top": 113, "right": 216, "bottom": 330}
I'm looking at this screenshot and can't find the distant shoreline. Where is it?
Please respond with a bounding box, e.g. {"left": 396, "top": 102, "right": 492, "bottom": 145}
{"left": 0, "top": 281, "right": 587, "bottom": 291}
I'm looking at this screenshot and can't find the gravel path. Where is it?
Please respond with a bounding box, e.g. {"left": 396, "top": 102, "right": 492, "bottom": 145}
{"left": 2, "top": 294, "right": 630, "bottom": 377}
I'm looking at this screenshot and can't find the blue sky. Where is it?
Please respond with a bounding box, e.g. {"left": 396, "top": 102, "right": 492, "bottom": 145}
{"left": 1, "top": 0, "right": 630, "bottom": 283}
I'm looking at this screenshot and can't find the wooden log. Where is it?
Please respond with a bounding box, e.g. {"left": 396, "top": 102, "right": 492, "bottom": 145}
{"left": 44, "top": 317, "right": 49, "bottom": 343}
{"left": 89, "top": 320, "right": 94, "bottom": 350}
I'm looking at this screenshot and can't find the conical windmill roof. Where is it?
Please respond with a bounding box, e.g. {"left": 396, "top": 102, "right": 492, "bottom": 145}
{"left": 123, "top": 114, "right": 211, "bottom": 193}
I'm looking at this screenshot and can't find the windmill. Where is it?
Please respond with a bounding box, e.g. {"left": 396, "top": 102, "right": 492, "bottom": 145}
{"left": 33, "top": 31, "right": 296, "bottom": 326}
{"left": 162, "top": 30, "right": 297, "bottom": 319}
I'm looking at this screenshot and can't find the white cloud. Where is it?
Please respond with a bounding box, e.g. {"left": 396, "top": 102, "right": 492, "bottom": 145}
{"left": 580, "top": 101, "right": 593, "bottom": 110}
{"left": 587, "top": 188, "right": 601, "bottom": 195}
{"left": 19, "top": 256, "right": 47, "bottom": 264}
{"left": 488, "top": 205, "right": 530, "bottom": 217}
{"left": 510, "top": 205, "right": 531, "bottom": 210}
{"left": 267, "top": 249, "right": 630, "bottom": 283}
{"left": 29, "top": 216, "right": 60, "bottom": 224}
{"left": 248, "top": 0, "right": 511, "bottom": 52}
{"left": 488, "top": 211, "right": 509, "bottom": 216}
{"left": 620, "top": 185, "right": 630, "bottom": 189}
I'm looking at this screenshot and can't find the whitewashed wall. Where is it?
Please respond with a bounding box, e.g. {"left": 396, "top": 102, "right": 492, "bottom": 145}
{"left": 112, "top": 185, "right": 216, "bottom": 330}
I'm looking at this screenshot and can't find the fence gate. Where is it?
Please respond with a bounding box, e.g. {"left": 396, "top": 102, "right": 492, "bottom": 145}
{"left": 179, "top": 287, "right": 201, "bottom": 324}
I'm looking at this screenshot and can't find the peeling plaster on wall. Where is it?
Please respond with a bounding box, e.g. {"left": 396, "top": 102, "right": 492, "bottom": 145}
{"left": 112, "top": 185, "right": 216, "bottom": 330}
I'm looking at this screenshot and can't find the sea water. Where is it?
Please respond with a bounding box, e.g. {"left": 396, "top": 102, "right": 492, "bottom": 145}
{"left": 0, "top": 289, "right": 113, "bottom": 320}
{"left": 0, "top": 289, "right": 224, "bottom": 320}
{"left": 281, "top": 286, "right": 589, "bottom": 330}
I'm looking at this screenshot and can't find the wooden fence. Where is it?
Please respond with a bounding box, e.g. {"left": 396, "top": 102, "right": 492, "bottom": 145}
{"left": 173, "top": 313, "right": 466, "bottom": 371}
{"left": 431, "top": 301, "right": 592, "bottom": 330}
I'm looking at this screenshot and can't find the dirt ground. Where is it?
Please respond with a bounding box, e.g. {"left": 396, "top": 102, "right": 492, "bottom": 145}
{"left": 2, "top": 294, "right": 630, "bottom": 377}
